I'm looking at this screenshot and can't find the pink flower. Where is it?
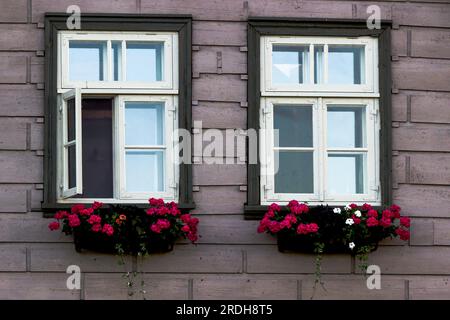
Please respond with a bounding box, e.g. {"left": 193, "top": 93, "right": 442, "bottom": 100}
{"left": 54, "top": 210, "right": 68, "bottom": 220}
{"left": 349, "top": 203, "right": 358, "bottom": 209}
{"left": 87, "top": 215, "right": 101, "bottom": 225}
{"left": 268, "top": 221, "right": 282, "bottom": 233}
{"left": 68, "top": 214, "right": 81, "bottom": 228}
{"left": 102, "top": 224, "right": 114, "bottom": 236}
{"left": 149, "top": 198, "right": 165, "bottom": 207}
{"left": 390, "top": 204, "right": 401, "bottom": 217}
{"left": 48, "top": 221, "right": 60, "bottom": 231}
{"left": 287, "top": 200, "right": 299, "bottom": 208}
{"left": 382, "top": 210, "right": 393, "bottom": 219}
{"left": 395, "top": 228, "right": 410, "bottom": 241}
{"left": 400, "top": 217, "right": 411, "bottom": 228}
{"left": 268, "top": 203, "right": 281, "bottom": 212}
{"left": 379, "top": 217, "right": 392, "bottom": 228}
{"left": 146, "top": 207, "right": 157, "bottom": 215}
{"left": 257, "top": 217, "right": 271, "bottom": 233}
{"left": 367, "top": 209, "right": 378, "bottom": 218}
{"left": 92, "top": 201, "right": 103, "bottom": 210}
{"left": 265, "top": 210, "right": 275, "bottom": 218}
{"left": 170, "top": 206, "right": 181, "bottom": 216}
{"left": 156, "top": 206, "right": 170, "bottom": 216}
{"left": 181, "top": 225, "right": 190, "bottom": 233}
{"left": 187, "top": 232, "right": 198, "bottom": 242}
{"left": 366, "top": 217, "right": 379, "bottom": 227}
{"left": 150, "top": 224, "right": 162, "bottom": 234}
{"left": 181, "top": 214, "right": 191, "bottom": 223}
{"left": 71, "top": 204, "right": 85, "bottom": 214}
{"left": 296, "top": 223, "right": 319, "bottom": 235}
{"left": 352, "top": 215, "right": 361, "bottom": 225}
{"left": 91, "top": 224, "right": 102, "bottom": 232}
{"left": 79, "top": 208, "right": 94, "bottom": 216}
{"left": 156, "top": 219, "right": 171, "bottom": 230}
{"left": 362, "top": 203, "right": 373, "bottom": 211}
{"left": 290, "top": 203, "right": 309, "bottom": 215}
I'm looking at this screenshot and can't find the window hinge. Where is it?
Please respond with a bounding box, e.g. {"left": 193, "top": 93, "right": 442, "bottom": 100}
{"left": 370, "top": 104, "right": 379, "bottom": 117}
{"left": 59, "top": 184, "right": 63, "bottom": 191}
{"left": 169, "top": 104, "right": 177, "bottom": 120}
{"left": 370, "top": 184, "right": 380, "bottom": 195}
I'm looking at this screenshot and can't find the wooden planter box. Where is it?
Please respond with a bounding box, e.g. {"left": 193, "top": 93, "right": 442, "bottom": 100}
{"left": 73, "top": 231, "right": 174, "bottom": 255}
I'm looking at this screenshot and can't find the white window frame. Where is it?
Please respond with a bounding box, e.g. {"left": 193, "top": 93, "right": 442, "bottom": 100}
{"left": 260, "top": 35, "right": 381, "bottom": 206}
{"left": 261, "top": 36, "right": 378, "bottom": 96}
{"left": 56, "top": 30, "right": 179, "bottom": 204}
{"left": 58, "top": 31, "right": 178, "bottom": 91}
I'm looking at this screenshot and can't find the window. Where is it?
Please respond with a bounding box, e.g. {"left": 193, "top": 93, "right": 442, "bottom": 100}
{"left": 44, "top": 14, "right": 193, "bottom": 209}
{"left": 246, "top": 19, "right": 392, "bottom": 216}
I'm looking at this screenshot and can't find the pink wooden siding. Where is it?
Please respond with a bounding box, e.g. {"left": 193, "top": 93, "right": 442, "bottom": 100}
{"left": 0, "top": 0, "right": 449, "bottom": 299}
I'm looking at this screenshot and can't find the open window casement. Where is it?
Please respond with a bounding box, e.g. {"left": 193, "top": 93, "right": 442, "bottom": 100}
{"left": 60, "top": 88, "right": 83, "bottom": 198}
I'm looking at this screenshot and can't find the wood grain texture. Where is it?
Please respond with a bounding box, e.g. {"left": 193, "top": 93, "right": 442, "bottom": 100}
{"left": 433, "top": 219, "right": 450, "bottom": 245}
{"left": 409, "top": 153, "right": 450, "bottom": 185}
{"left": 193, "top": 163, "right": 246, "bottom": 185}
{"left": 193, "top": 74, "right": 246, "bottom": 102}
{"left": 410, "top": 218, "right": 434, "bottom": 246}
{"left": 192, "top": 186, "right": 247, "bottom": 214}
{"left": 0, "top": 55, "right": 27, "bottom": 84}
{"left": 410, "top": 95, "right": 450, "bottom": 124}
{"left": 0, "top": 245, "right": 26, "bottom": 272}
{"left": 193, "top": 21, "right": 246, "bottom": 46}
{"left": 393, "top": 3, "right": 450, "bottom": 28}
{"left": 0, "top": 152, "right": 43, "bottom": 183}
{"left": 393, "top": 125, "right": 450, "bottom": 152}
{"left": 411, "top": 29, "right": 450, "bottom": 60}
{"left": 0, "top": 25, "right": 43, "bottom": 51}
{"left": 0, "top": 0, "right": 28, "bottom": 23}
{"left": 392, "top": 94, "right": 408, "bottom": 122}
{"left": 409, "top": 277, "right": 450, "bottom": 300}
{"left": 0, "top": 86, "right": 44, "bottom": 117}
{"left": 0, "top": 186, "right": 28, "bottom": 213}
{"left": 0, "top": 119, "right": 27, "bottom": 150}
{"left": 193, "top": 102, "right": 246, "bottom": 129}
{"left": 193, "top": 46, "right": 246, "bottom": 74}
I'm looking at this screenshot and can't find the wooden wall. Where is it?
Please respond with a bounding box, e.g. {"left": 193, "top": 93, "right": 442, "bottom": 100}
{"left": 0, "top": 0, "right": 449, "bottom": 299}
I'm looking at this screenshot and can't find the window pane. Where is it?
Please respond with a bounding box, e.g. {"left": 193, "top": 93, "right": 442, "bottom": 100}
{"left": 314, "top": 45, "right": 324, "bottom": 84}
{"left": 67, "top": 98, "right": 75, "bottom": 142}
{"left": 328, "top": 46, "right": 365, "bottom": 84}
{"left": 79, "top": 99, "right": 113, "bottom": 198}
{"left": 272, "top": 45, "right": 310, "bottom": 84}
{"left": 112, "top": 41, "right": 122, "bottom": 81}
{"left": 125, "top": 102, "right": 164, "bottom": 146}
{"left": 274, "top": 105, "right": 313, "bottom": 147}
{"left": 328, "top": 154, "right": 365, "bottom": 195}
{"left": 125, "top": 150, "right": 164, "bottom": 192}
{"left": 67, "top": 144, "right": 76, "bottom": 189}
{"left": 69, "top": 41, "right": 106, "bottom": 81}
{"left": 126, "top": 42, "right": 164, "bottom": 82}
{"left": 275, "top": 151, "right": 314, "bottom": 193}
{"left": 327, "top": 106, "right": 366, "bottom": 148}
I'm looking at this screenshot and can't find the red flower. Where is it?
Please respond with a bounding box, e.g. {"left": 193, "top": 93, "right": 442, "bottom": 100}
{"left": 367, "top": 209, "right": 378, "bottom": 218}
{"left": 92, "top": 201, "right": 103, "bottom": 210}
{"left": 149, "top": 198, "right": 164, "bottom": 207}
{"left": 382, "top": 210, "right": 393, "bottom": 219}
{"left": 290, "top": 203, "right": 309, "bottom": 215}
{"left": 187, "top": 232, "right": 198, "bottom": 242}
{"left": 91, "top": 224, "right": 102, "bottom": 232}
{"left": 380, "top": 217, "right": 392, "bottom": 228}
{"left": 181, "top": 225, "right": 190, "bottom": 233}
{"left": 395, "top": 228, "right": 410, "bottom": 241}
{"left": 390, "top": 204, "right": 401, "bottom": 216}
{"left": 268, "top": 203, "right": 281, "bottom": 212}
{"left": 349, "top": 203, "right": 358, "bottom": 209}
{"left": 48, "top": 221, "right": 60, "bottom": 231}
{"left": 156, "top": 206, "right": 170, "bottom": 216}
{"left": 287, "top": 200, "right": 299, "bottom": 208}
{"left": 119, "top": 214, "right": 127, "bottom": 221}
{"left": 87, "top": 215, "right": 101, "bottom": 225}
{"left": 257, "top": 216, "right": 271, "bottom": 233}
{"left": 54, "top": 210, "right": 68, "bottom": 220}
{"left": 68, "top": 214, "right": 81, "bottom": 228}
{"left": 71, "top": 204, "right": 85, "bottom": 215}
{"left": 352, "top": 215, "right": 361, "bottom": 225}
{"left": 115, "top": 218, "right": 122, "bottom": 225}
{"left": 146, "top": 207, "right": 157, "bottom": 215}
{"left": 150, "top": 224, "right": 162, "bottom": 234}
{"left": 156, "top": 219, "right": 171, "bottom": 230}
{"left": 265, "top": 210, "right": 275, "bottom": 218}
{"left": 366, "top": 216, "right": 379, "bottom": 227}
{"left": 362, "top": 203, "right": 373, "bottom": 211}
{"left": 102, "top": 224, "right": 114, "bottom": 236}
{"left": 400, "top": 217, "right": 411, "bottom": 228}
{"left": 268, "top": 221, "right": 282, "bottom": 233}
{"left": 296, "top": 223, "right": 319, "bottom": 235}
{"left": 181, "top": 214, "right": 191, "bottom": 223}
{"left": 79, "top": 208, "right": 94, "bottom": 216}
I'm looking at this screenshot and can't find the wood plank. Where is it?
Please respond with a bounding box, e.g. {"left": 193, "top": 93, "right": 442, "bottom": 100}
{"left": 411, "top": 95, "right": 450, "bottom": 124}
{"left": 393, "top": 184, "right": 450, "bottom": 218}
{"left": 30, "top": 57, "right": 44, "bottom": 84}
{"left": 30, "top": 123, "right": 44, "bottom": 151}
{"left": 0, "top": 152, "right": 43, "bottom": 183}
{"left": 0, "top": 0, "right": 27, "bottom": 23}
{"left": 411, "top": 29, "right": 450, "bottom": 60}
{"left": 192, "top": 186, "right": 246, "bottom": 214}
{"left": 0, "top": 186, "right": 28, "bottom": 213}
{"left": 30, "top": 243, "right": 133, "bottom": 272}
{"left": 193, "top": 74, "right": 246, "bottom": 102}
{"left": 32, "top": 0, "right": 138, "bottom": 23}
{"left": 0, "top": 25, "right": 43, "bottom": 51}
{"left": 0, "top": 86, "right": 44, "bottom": 117}
{"left": 0, "top": 245, "right": 26, "bottom": 272}
{"left": 392, "top": 94, "right": 407, "bottom": 122}
{"left": 0, "top": 273, "right": 80, "bottom": 300}
{"left": 138, "top": 245, "right": 243, "bottom": 273}
{"left": 0, "top": 118, "right": 27, "bottom": 150}
{"left": 193, "top": 129, "right": 246, "bottom": 159}
{"left": 302, "top": 278, "right": 405, "bottom": 300}
{"left": 393, "top": 58, "right": 450, "bottom": 92}
{"left": 392, "top": 29, "right": 407, "bottom": 57}
{"left": 409, "top": 153, "right": 450, "bottom": 185}
{"left": 433, "top": 219, "right": 450, "bottom": 245}
{"left": 193, "top": 46, "right": 246, "bottom": 74}
{"left": 367, "top": 246, "right": 450, "bottom": 275}
{"left": 410, "top": 218, "right": 434, "bottom": 246}
{"left": 193, "top": 163, "right": 246, "bottom": 185}
{"left": 410, "top": 277, "right": 450, "bottom": 300}
{"left": 0, "top": 55, "right": 27, "bottom": 84}
{"left": 193, "top": 21, "right": 246, "bottom": 46}
{"left": 392, "top": 154, "right": 407, "bottom": 185}
{"left": 393, "top": 3, "right": 450, "bottom": 28}
{"left": 193, "top": 278, "right": 297, "bottom": 299}
{"left": 84, "top": 273, "right": 188, "bottom": 300}
{"left": 393, "top": 125, "right": 450, "bottom": 152}
{"left": 246, "top": 245, "right": 351, "bottom": 274}
{"left": 193, "top": 102, "right": 246, "bottom": 129}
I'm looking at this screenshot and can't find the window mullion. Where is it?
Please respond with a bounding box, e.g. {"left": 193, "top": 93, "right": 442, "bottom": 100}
{"left": 318, "top": 97, "right": 326, "bottom": 202}
{"left": 121, "top": 40, "right": 126, "bottom": 81}
{"left": 324, "top": 44, "right": 329, "bottom": 84}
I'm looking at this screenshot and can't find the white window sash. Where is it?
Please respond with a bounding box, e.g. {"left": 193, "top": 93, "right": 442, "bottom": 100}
{"left": 59, "top": 31, "right": 178, "bottom": 91}
{"left": 261, "top": 36, "right": 377, "bottom": 94}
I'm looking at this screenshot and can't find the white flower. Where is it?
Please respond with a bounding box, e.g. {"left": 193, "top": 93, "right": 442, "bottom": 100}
{"left": 333, "top": 208, "right": 341, "bottom": 214}
{"left": 345, "top": 204, "right": 352, "bottom": 211}
{"left": 354, "top": 210, "right": 362, "bottom": 217}
{"left": 349, "top": 242, "right": 355, "bottom": 250}
{"left": 345, "top": 218, "right": 354, "bottom": 225}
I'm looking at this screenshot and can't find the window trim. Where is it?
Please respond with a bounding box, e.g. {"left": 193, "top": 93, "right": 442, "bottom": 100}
{"left": 245, "top": 18, "right": 392, "bottom": 219}
{"left": 43, "top": 13, "right": 194, "bottom": 213}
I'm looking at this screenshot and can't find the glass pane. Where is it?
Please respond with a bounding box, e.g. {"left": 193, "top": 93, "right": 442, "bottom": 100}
{"left": 327, "top": 106, "right": 366, "bottom": 148}
{"left": 274, "top": 105, "right": 313, "bottom": 148}
{"left": 125, "top": 102, "right": 164, "bottom": 146}
{"left": 67, "top": 144, "right": 76, "bottom": 189}
{"left": 112, "top": 41, "right": 122, "bottom": 81}
{"left": 80, "top": 99, "right": 113, "bottom": 198}
{"left": 275, "top": 151, "right": 314, "bottom": 193}
{"left": 272, "top": 45, "right": 310, "bottom": 84}
{"left": 314, "top": 45, "right": 324, "bottom": 84}
{"left": 69, "top": 41, "right": 106, "bottom": 81}
{"left": 126, "top": 42, "right": 164, "bottom": 82}
{"left": 67, "top": 98, "right": 75, "bottom": 142}
{"left": 125, "top": 150, "right": 164, "bottom": 192}
{"left": 328, "top": 46, "right": 365, "bottom": 84}
{"left": 328, "top": 154, "right": 365, "bottom": 195}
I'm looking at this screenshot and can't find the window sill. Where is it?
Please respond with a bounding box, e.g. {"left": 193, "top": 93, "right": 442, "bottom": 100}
{"left": 42, "top": 202, "right": 196, "bottom": 218}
